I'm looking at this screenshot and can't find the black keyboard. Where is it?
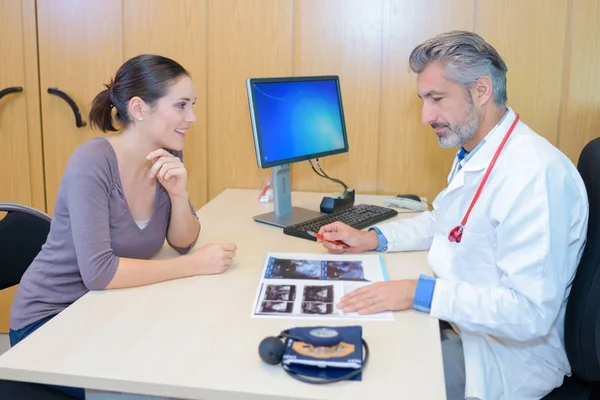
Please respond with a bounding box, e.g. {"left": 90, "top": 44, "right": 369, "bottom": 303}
{"left": 283, "top": 204, "right": 398, "bottom": 242}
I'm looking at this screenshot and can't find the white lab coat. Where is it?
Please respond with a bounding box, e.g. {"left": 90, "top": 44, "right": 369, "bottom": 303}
{"left": 377, "top": 108, "right": 589, "bottom": 400}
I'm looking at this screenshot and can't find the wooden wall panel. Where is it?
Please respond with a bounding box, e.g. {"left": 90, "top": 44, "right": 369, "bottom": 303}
{"left": 37, "top": 0, "right": 123, "bottom": 214}
{"left": 4, "top": 0, "right": 600, "bottom": 219}
{"left": 206, "top": 0, "right": 294, "bottom": 199}
{"left": 377, "top": 0, "right": 475, "bottom": 202}
{"left": 0, "top": 0, "right": 33, "bottom": 207}
{"left": 22, "top": 0, "right": 45, "bottom": 212}
{"left": 475, "top": 0, "right": 569, "bottom": 146}
{"left": 0, "top": 0, "right": 29, "bottom": 334}
{"left": 292, "top": 0, "right": 383, "bottom": 195}
{"left": 0, "top": 0, "right": 44, "bottom": 335}
{"left": 558, "top": 0, "right": 600, "bottom": 163}
{"left": 123, "top": 0, "right": 208, "bottom": 208}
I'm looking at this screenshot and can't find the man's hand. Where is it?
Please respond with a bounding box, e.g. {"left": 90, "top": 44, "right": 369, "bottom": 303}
{"left": 337, "top": 280, "right": 418, "bottom": 314}
{"left": 317, "top": 222, "right": 379, "bottom": 254}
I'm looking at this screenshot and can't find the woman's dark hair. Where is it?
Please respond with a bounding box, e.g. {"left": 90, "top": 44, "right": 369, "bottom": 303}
{"left": 89, "top": 54, "right": 189, "bottom": 132}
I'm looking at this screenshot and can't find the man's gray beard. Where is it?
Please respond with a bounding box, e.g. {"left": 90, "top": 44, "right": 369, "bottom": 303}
{"left": 438, "top": 104, "right": 480, "bottom": 149}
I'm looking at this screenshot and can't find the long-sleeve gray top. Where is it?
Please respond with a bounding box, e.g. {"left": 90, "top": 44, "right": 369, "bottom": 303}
{"left": 10, "top": 137, "right": 198, "bottom": 330}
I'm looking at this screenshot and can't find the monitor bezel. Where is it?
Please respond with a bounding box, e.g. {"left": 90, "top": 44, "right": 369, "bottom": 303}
{"left": 246, "top": 75, "right": 349, "bottom": 169}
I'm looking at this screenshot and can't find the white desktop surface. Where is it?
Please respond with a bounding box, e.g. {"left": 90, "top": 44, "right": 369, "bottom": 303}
{"left": 0, "top": 189, "right": 446, "bottom": 400}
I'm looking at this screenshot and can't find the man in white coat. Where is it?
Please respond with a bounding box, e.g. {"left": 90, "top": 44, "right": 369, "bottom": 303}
{"left": 318, "top": 31, "right": 589, "bottom": 400}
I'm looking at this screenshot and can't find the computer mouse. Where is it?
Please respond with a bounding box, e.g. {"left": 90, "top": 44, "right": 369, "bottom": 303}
{"left": 396, "top": 194, "right": 421, "bottom": 202}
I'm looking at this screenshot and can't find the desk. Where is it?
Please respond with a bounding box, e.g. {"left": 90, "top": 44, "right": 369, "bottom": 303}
{"left": 0, "top": 189, "right": 445, "bottom": 400}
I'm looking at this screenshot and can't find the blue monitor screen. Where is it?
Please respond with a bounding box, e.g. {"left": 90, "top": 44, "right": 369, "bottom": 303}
{"left": 247, "top": 77, "right": 348, "bottom": 168}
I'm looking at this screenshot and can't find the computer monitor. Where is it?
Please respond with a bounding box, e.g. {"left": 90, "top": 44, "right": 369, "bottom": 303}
{"left": 246, "top": 75, "right": 349, "bottom": 227}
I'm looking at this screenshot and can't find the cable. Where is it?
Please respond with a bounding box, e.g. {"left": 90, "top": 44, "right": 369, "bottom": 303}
{"left": 308, "top": 159, "right": 327, "bottom": 178}
{"left": 423, "top": 200, "right": 433, "bottom": 211}
{"left": 316, "top": 159, "right": 348, "bottom": 190}
{"left": 309, "top": 159, "right": 349, "bottom": 191}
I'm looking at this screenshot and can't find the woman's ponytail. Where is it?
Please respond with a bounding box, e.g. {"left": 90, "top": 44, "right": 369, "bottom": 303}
{"left": 89, "top": 84, "right": 117, "bottom": 132}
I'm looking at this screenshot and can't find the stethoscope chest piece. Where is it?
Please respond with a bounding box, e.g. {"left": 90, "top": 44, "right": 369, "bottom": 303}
{"left": 448, "top": 225, "right": 464, "bottom": 243}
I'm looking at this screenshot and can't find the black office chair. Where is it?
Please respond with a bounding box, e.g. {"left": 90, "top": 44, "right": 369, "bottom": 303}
{"left": 543, "top": 138, "right": 600, "bottom": 399}
{"left": 0, "top": 203, "right": 51, "bottom": 290}
{"left": 0, "top": 203, "right": 78, "bottom": 399}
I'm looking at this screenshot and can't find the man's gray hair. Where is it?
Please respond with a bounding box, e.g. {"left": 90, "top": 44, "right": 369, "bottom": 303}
{"left": 409, "top": 31, "right": 508, "bottom": 106}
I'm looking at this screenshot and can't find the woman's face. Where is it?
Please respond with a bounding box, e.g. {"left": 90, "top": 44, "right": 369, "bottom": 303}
{"left": 142, "top": 75, "right": 197, "bottom": 151}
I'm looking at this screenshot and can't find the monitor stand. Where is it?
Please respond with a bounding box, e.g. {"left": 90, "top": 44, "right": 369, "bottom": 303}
{"left": 253, "top": 164, "right": 323, "bottom": 228}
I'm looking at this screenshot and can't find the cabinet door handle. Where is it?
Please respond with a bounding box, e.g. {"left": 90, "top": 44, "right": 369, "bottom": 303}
{"left": 47, "top": 87, "right": 87, "bottom": 128}
{"left": 0, "top": 86, "right": 23, "bottom": 100}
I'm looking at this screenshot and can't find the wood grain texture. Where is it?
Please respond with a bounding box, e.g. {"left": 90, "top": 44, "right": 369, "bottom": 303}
{"left": 377, "top": 0, "right": 475, "bottom": 202}
{"left": 0, "top": 0, "right": 45, "bottom": 333}
{"left": 37, "top": 0, "right": 123, "bottom": 215}
{"left": 22, "top": 0, "right": 45, "bottom": 212}
{"left": 0, "top": 0, "right": 44, "bottom": 333}
{"left": 206, "top": 0, "right": 294, "bottom": 199}
{"left": 0, "top": 0, "right": 32, "bottom": 208}
{"left": 123, "top": 0, "right": 208, "bottom": 208}
{"left": 475, "top": 0, "right": 569, "bottom": 145}
{"left": 4, "top": 0, "right": 600, "bottom": 218}
{"left": 0, "top": 286, "right": 17, "bottom": 334}
{"left": 292, "top": 0, "right": 383, "bottom": 195}
{"left": 558, "top": 0, "right": 600, "bottom": 163}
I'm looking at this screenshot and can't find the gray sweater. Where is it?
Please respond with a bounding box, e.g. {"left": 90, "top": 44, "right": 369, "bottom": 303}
{"left": 10, "top": 138, "right": 198, "bottom": 330}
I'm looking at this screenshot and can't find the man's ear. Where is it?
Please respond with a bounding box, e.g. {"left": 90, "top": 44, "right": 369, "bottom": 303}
{"left": 129, "top": 96, "right": 148, "bottom": 121}
{"left": 473, "top": 76, "right": 494, "bottom": 106}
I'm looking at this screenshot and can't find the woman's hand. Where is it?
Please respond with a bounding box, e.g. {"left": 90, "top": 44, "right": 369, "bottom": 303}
{"left": 187, "top": 243, "right": 238, "bottom": 275}
{"left": 147, "top": 149, "right": 188, "bottom": 197}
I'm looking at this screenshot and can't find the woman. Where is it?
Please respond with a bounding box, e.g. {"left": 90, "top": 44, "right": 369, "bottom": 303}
{"left": 10, "top": 54, "right": 237, "bottom": 349}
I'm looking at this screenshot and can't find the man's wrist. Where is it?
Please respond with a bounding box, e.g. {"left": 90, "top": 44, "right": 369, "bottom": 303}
{"left": 409, "top": 279, "right": 418, "bottom": 302}
{"left": 368, "top": 227, "right": 388, "bottom": 251}
{"left": 412, "top": 275, "right": 436, "bottom": 313}
{"left": 364, "top": 229, "right": 380, "bottom": 251}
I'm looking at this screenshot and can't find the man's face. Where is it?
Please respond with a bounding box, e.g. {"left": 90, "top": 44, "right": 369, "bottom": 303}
{"left": 417, "top": 62, "right": 479, "bottom": 148}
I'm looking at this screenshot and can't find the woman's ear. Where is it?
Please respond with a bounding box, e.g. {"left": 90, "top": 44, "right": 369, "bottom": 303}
{"left": 129, "top": 96, "right": 147, "bottom": 122}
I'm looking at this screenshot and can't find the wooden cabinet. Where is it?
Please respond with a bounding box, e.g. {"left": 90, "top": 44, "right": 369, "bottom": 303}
{"left": 37, "top": 0, "right": 124, "bottom": 214}
{"left": 0, "top": 0, "right": 45, "bottom": 333}
{"left": 0, "top": 0, "right": 44, "bottom": 211}
{"left": 0, "top": 0, "right": 208, "bottom": 333}
{"left": 37, "top": 0, "right": 207, "bottom": 214}
{"left": 1, "top": 0, "right": 209, "bottom": 215}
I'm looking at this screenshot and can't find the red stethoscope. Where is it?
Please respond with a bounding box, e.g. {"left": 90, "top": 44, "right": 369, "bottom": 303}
{"left": 448, "top": 113, "right": 520, "bottom": 243}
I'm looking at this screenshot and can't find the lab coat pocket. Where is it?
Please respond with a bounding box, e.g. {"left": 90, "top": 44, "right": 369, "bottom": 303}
{"left": 452, "top": 232, "right": 499, "bottom": 285}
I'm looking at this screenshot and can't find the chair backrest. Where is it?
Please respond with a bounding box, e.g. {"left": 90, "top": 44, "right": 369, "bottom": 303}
{"left": 564, "top": 138, "right": 600, "bottom": 381}
{"left": 0, "top": 203, "right": 51, "bottom": 290}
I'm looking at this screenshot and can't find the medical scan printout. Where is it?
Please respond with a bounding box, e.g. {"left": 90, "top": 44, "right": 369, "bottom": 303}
{"left": 251, "top": 252, "right": 393, "bottom": 321}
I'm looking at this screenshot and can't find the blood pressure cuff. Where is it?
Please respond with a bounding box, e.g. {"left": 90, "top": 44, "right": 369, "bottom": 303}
{"left": 282, "top": 326, "right": 364, "bottom": 380}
